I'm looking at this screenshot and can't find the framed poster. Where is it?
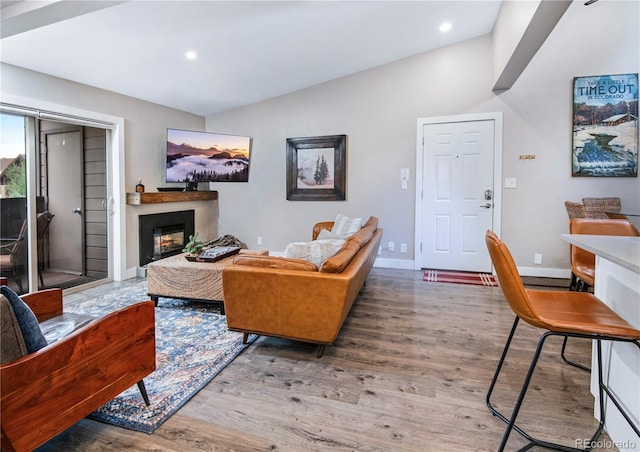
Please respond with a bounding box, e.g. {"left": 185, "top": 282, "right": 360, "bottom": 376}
{"left": 572, "top": 73, "right": 638, "bottom": 177}
{"left": 286, "top": 135, "right": 346, "bottom": 201}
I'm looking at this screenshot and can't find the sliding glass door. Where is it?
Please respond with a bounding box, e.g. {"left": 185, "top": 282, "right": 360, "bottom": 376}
{"left": 0, "top": 112, "right": 109, "bottom": 293}
{"left": 0, "top": 113, "right": 30, "bottom": 293}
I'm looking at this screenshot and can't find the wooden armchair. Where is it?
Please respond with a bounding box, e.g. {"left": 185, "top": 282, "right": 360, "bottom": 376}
{"left": 1, "top": 288, "right": 156, "bottom": 451}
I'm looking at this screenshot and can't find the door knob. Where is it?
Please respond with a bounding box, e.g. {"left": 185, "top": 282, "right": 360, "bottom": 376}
{"left": 480, "top": 203, "right": 492, "bottom": 208}
{"left": 72, "top": 208, "right": 82, "bottom": 214}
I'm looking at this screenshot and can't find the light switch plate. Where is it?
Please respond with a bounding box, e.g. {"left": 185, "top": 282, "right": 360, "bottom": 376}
{"left": 504, "top": 178, "right": 516, "bottom": 189}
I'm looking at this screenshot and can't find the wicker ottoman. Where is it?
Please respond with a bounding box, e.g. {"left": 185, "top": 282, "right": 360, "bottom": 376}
{"left": 146, "top": 249, "right": 268, "bottom": 314}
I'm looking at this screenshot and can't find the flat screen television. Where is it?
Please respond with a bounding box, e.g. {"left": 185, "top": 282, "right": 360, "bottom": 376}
{"left": 166, "top": 129, "right": 252, "bottom": 183}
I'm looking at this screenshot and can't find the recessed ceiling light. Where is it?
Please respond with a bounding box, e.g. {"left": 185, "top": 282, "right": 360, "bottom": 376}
{"left": 185, "top": 51, "right": 197, "bottom": 60}
{"left": 439, "top": 22, "right": 452, "bottom": 33}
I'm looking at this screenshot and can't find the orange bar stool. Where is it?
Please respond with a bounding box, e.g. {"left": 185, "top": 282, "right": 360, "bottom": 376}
{"left": 485, "top": 230, "right": 640, "bottom": 452}
{"left": 569, "top": 218, "right": 638, "bottom": 292}
{"left": 563, "top": 219, "right": 639, "bottom": 371}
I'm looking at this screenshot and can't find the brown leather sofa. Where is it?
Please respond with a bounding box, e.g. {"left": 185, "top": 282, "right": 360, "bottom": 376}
{"left": 222, "top": 216, "right": 382, "bottom": 357}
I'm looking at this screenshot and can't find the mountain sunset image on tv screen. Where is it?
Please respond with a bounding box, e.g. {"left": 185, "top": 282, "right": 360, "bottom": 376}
{"left": 166, "top": 129, "right": 252, "bottom": 183}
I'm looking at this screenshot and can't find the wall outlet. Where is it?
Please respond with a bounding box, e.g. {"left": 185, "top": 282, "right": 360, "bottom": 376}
{"left": 257, "top": 236, "right": 263, "bottom": 245}
{"left": 388, "top": 241, "right": 395, "bottom": 252}
{"left": 534, "top": 253, "right": 543, "bottom": 265}
{"left": 400, "top": 243, "right": 407, "bottom": 253}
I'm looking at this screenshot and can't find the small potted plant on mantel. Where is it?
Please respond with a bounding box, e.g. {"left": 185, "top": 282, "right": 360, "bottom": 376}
{"left": 183, "top": 232, "right": 205, "bottom": 261}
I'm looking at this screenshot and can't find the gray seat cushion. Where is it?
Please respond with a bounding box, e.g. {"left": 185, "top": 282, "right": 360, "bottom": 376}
{"left": 40, "top": 313, "right": 95, "bottom": 344}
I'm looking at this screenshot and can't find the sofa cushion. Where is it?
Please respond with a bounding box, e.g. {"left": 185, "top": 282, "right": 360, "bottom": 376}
{"left": 233, "top": 255, "right": 318, "bottom": 271}
{"left": 284, "top": 239, "right": 345, "bottom": 268}
{"left": 331, "top": 214, "right": 362, "bottom": 238}
{"left": 0, "top": 286, "right": 47, "bottom": 355}
{"left": 316, "top": 228, "right": 340, "bottom": 240}
{"left": 362, "top": 216, "right": 378, "bottom": 230}
{"left": 1, "top": 294, "right": 29, "bottom": 364}
{"left": 348, "top": 225, "right": 374, "bottom": 248}
{"left": 320, "top": 240, "right": 361, "bottom": 273}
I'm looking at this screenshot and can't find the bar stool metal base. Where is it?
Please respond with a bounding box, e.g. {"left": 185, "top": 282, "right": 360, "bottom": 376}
{"left": 560, "top": 336, "right": 591, "bottom": 372}
{"left": 487, "top": 316, "right": 640, "bottom": 452}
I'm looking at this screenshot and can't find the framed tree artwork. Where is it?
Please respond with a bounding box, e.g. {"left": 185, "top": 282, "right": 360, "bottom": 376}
{"left": 572, "top": 73, "right": 638, "bottom": 177}
{"left": 286, "top": 134, "right": 346, "bottom": 201}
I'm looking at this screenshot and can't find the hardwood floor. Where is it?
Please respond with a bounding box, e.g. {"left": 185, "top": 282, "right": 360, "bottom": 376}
{"left": 37, "top": 268, "right": 619, "bottom": 451}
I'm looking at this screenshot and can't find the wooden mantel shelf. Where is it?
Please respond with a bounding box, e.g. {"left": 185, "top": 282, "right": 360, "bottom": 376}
{"left": 126, "top": 191, "right": 218, "bottom": 205}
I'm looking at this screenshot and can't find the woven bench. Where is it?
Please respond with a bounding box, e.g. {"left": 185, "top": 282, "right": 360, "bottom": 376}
{"left": 146, "top": 249, "right": 268, "bottom": 314}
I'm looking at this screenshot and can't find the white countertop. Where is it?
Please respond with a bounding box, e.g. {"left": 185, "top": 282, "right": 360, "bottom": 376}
{"left": 561, "top": 234, "right": 640, "bottom": 274}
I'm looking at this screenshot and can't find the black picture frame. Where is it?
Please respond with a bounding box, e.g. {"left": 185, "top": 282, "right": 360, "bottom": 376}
{"left": 286, "top": 134, "right": 346, "bottom": 201}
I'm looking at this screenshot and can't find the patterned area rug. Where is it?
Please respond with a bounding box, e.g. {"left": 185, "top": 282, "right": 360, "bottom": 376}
{"left": 66, "top": 279, "right": 255, "bottom": 433}
{"left": 423, "top": 269, "right": 498, "bottom": 286}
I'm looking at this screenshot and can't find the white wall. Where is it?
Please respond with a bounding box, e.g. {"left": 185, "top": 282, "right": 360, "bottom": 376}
{"left": 207, "top": 0, "right": 639, "bottom": 274}
{"left": 0, "top": 63, "right": 210, "bottom": 273}
{"left": 207, "top": 35, "right": 494, "bottom": 257}
{"left": 484, "top": 0, "right": 639, "bottom": 273}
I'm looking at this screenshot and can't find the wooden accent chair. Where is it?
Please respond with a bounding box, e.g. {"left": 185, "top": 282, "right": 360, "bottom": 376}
{"left": 1, "top": 288, "right": 156, "bottom": 451}
{"left": 485, "top": 230, "right": 640, "bottom": 451}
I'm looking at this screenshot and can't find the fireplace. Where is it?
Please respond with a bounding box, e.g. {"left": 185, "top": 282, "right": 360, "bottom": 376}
{"left": 153, "top": 224, "right": 185, "bottom": 260}
{"left": 139, "top": 210, "right": 194, "bottom": 266}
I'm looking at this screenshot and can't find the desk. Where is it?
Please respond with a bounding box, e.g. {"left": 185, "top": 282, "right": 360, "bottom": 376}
{"left": 562, "top": 234, "right": 640, "bottom": 451}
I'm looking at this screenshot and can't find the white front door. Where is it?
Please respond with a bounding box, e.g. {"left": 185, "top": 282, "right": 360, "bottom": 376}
{"left": 420, "top": 119, "right": 496, "bottom": 272}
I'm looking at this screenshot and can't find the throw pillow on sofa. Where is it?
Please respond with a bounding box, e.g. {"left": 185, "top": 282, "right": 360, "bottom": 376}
{"left": 284, "top": 239, "right": 345, "bottom": 268}
{"left": 331, "top": 214, "right": 362, "bottom": 238}
{"left": 0, "top": 285, "right": 48, "bottom": 362}
{"left": 1, "top": 294, "right": 29, "bottom": 364}
{"left": 316, "top": 228, "right": 340, "bottom": 240}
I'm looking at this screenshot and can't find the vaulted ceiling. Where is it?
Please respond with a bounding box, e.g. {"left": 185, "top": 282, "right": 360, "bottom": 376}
{"left": 0, "top": 1, "right": 502, "bottom": 116}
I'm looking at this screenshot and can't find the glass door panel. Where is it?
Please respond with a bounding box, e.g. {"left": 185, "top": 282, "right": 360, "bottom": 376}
{"left": 0, "top": 113, "right": 30, "bottom": 294}
{"left": 39, "top": 122, "right": 109, "bottom": 289}
{"left": 2, "top": 110, "right": 109, "bottom": 292}
{"left": 44, "top": 126, "right": 84, "bottom": 276}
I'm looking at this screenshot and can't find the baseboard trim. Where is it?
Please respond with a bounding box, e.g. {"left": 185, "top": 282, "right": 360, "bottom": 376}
{"left": 124, "top": 267, "right": 138, "bottom": 280}
{"left": 373, "top": 258, "right": 415, "bottom": 270}
{"left": 517, "top": 266, "right": 572, "bottom": 278}
{"left": 373, "top": 259, "right": 572, "bottom": 278}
